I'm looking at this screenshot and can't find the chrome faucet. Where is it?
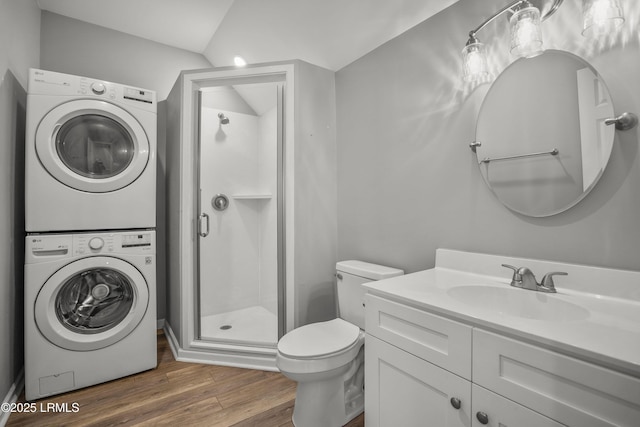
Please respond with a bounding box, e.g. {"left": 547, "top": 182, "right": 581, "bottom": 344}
{"left": 501, "top": 264, "right": 567, "bottom": 293}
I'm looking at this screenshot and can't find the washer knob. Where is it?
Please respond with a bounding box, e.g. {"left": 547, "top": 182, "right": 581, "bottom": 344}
{"left": 91, "top": 82, "right": 106, "bottom": 95}
{"left": 88, "top": 237, "right": 104, "bottom": 250}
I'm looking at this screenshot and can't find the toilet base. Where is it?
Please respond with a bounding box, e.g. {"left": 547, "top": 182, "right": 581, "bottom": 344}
{"left": 291, "top": 348, "right": 364, "bottom": 427}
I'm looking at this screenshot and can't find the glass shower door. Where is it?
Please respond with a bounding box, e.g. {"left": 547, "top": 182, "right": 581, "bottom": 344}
{"left": 196, "top": 81, "right": 283, "bottom": 348}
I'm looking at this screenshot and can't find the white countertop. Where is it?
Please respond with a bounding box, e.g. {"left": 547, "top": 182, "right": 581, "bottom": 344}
{"left": 363, "top": 249, "right": 640, "bottom": 377}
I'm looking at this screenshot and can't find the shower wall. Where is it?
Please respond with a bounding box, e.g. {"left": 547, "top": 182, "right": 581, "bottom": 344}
{"left": 199, "top": 91, "right": 278, "bottom": 319}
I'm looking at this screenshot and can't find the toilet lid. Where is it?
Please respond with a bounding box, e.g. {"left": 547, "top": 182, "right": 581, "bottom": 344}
{"left": 278, "top": 318, "right": 360, "bottom": 359}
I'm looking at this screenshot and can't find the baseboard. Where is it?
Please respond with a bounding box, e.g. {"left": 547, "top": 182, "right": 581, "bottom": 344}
{"left": 163, "top": 322, "right": 278, "bottom": 372}
{"left": 156, "top": 318, "right": 165, "bottom": 330}
{"left": 0, "top": 368, "right": 24, "bottom": 427}
{"left": 163, "top": 321, "right": 181, "bottom": 361}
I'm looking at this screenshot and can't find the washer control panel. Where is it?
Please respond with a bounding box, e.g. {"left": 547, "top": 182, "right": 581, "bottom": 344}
{"left": 122, "top": 233, "right": 152, "bottom": 248}
{"left": 25, "top": 231, "right": 155, "bottom": 263}
{"left": 75, "top": 234, "right": 116, "bottom": 254}
{"left": 27, "top": 235, "right": 71, "bottom": 258}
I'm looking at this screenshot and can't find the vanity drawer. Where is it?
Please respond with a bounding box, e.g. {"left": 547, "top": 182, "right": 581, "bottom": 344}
{"left": 473, "top": 329, "right": 640, "bottom": 427}
{"left": 365, "top": 294, "right": 472, "bottom": 379}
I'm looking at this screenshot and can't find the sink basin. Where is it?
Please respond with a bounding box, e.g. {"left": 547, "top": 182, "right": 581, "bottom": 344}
{"left": 447, "top": 285, "right": 590, "bottom": 322}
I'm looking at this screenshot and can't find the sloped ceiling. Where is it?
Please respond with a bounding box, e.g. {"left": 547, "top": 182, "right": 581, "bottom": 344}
{"left": 36, "top": 0, "right": 459, "bottom": 71}
{"left": 36, "top": 0, "right": 234, "bottom": 53}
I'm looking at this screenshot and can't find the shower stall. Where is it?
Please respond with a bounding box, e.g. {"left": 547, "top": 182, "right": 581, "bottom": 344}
{"left": 165, "top": 61, "right": 337, "bottom": 370}
{"left": 165, "top": 64, "right": 294, "bottom": 370}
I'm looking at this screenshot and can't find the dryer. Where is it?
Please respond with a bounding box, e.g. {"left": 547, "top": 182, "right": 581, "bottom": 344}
{"left": 24, "top": 230, "right": 156, "bottom": 401}
{"left": 25, "top": 68, "right": 156, "bottom": 232}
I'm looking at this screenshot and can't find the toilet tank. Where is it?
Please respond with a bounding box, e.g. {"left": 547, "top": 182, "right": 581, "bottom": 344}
{"left": 336, "top": 260, "right": 404, "bottom": 329}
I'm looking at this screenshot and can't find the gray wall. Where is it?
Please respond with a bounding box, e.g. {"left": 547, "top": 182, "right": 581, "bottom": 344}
{"left": 336, "top": 0, "right": 640, "bottom": 276}
{"left": 40, "top": 11, "right": 212, "bottom": 100}
{"left": 40, "top": 11, "right": 213, "bottom": 323}
{"left": 0, "top": 0, "right": 40, "bottom": 404}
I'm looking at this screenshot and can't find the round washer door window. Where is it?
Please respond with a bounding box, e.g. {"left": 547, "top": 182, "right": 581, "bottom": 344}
{"left": 35, "top": 257, "right": 149, "bottom": 351}
{"left": 35, "top": 99, "right": 150, "bottom": 193}
{"left": 56, "top": 267, "right": 134, "bottom": 334}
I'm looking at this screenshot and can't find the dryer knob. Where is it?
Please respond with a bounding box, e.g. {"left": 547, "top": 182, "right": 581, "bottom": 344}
{"left": 91, "top": 82, "right": 106, "bottom": 95}
{"left": 88, "top": 237, "right": 104, "bottom": 250}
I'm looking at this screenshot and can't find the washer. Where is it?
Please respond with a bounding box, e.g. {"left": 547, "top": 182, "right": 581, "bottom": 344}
{"left": 24, "top": 230, "right": 156, "bottom": 401}
{"left": 25, "top": 68, "right": 156, "bottom": 232}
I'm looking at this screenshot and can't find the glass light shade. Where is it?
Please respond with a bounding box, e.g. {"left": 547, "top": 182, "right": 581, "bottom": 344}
{"left": 509, "top": 6, "right": 544, "bottom": 58}
{"left": 462, "top": 42, "right": 490, "bottom": 82}
{"left": 582, "top": 0, "right": 625, "bottom": 37}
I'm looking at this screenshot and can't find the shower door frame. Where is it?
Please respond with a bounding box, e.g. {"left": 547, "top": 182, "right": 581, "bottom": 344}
{"left": 174, "top": 64, "right": 295, "bottom": 370}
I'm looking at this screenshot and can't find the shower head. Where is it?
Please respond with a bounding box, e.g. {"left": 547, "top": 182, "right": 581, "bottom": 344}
{"left": 218, "top": 113, "right": 230, "bottom": 125}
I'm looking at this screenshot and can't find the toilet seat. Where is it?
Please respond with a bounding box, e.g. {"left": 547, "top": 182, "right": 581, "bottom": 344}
{"left": 278, "top": 318, "right": 360, "bottom": 359}
{"left": 276, "top": 318, "right": 364, "bottom": 375}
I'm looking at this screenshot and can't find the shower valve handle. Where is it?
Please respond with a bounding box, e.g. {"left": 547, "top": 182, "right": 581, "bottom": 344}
{"left": 212, "top": 194, "right": 229, "bottom": 211}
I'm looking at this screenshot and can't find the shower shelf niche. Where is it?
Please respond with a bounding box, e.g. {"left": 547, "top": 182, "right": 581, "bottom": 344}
{"left": 232, "top": 193, "right": 273, "bottom": 200}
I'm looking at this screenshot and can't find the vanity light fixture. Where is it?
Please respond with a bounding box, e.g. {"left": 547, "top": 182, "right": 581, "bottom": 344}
{"left": 462, "top": 0, "right": 558, "bottom": 82}
{"left": 462, "top": 0, "right": 627, "bottom": 83}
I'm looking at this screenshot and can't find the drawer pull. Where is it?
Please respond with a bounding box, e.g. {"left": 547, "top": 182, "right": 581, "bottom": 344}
{"left": 450, "top": 397, "right": 461, "bottom": 409}
{"left": 476, "top": 411, "right": 489, "bottom": 424}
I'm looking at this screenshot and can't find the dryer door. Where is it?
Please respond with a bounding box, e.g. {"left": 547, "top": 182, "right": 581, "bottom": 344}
{"left": 35, "top": 256, "right": 150, "bottom": 351}
{"left": 35, "top": 99, "right": 150, "bottom": 193}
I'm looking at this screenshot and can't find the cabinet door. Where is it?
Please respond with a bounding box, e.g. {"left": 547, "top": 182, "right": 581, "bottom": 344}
{"left": 471, "top": 385, "right": 564, "bottom": 427}
{"left": 365, "top": 335, "right": 471, "bottom": 427}
{"left": 473, "top": 329, "right": 640, "bottom": 427}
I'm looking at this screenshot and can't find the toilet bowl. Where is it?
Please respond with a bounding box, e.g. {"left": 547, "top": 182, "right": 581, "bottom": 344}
{"left": 278, "top": 318, "right": 365, "bottom": 426}
{"left": 277, "top": 261, "right": 403, "bottom": 427}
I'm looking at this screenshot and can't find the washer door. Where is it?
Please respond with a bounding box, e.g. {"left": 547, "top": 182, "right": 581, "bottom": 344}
{"left": 35, "top": 256, "right": 149, "bottom": 351}
{"left": 35, "top": 99, "right": 150, "bottom": 193}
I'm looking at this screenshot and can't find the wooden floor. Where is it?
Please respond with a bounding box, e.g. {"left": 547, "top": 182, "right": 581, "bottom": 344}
{"left": 7, "top": 330, "right": 365, "bottom": 427}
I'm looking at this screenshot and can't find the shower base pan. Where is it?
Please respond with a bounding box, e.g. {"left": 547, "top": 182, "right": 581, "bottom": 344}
{"left": 200, "top": 305, "right": 278, "bottom": 346}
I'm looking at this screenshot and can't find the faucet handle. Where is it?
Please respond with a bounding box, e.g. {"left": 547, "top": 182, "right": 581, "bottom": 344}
{"left": 540, "top": 271, "right": 567, "bottom": 292}
{"left": 501, "top": 264, "right": 521, "bottom": 285}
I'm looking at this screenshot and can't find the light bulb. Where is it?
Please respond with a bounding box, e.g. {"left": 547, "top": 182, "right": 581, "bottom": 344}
{"left": 462, "top": 42, "right": 490, "bottom": 82}
{"left": 582, "top": 0, "right": 625, "bottom": 37}
{"left": 509, "top": 5, "right": 544, "bottom": 58}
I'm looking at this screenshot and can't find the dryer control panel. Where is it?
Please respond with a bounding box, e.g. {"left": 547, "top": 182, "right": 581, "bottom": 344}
{"left": 28, "top": 68, "right": 156, "bottom": 112}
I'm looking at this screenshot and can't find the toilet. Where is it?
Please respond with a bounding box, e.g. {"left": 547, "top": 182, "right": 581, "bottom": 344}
{"left": 277, "top": 260, "right": 403, "bottom": 427}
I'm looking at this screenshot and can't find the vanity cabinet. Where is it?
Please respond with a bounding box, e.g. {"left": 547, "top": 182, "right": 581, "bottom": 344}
{"left": 365, "top": 294, "right": 639, "bottom": 426}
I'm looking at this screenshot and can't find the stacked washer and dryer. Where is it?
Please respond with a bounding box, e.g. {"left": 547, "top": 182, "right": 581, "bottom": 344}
{"left": 23, "top": 69, "right": 158, "bottom": 400}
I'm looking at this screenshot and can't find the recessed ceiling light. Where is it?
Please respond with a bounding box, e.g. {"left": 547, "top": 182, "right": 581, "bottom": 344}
{"left": 233, "top": 56, "right": 247, "bottom": 67}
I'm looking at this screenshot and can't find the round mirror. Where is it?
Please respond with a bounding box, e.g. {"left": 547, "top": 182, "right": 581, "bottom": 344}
{"left": 475, "top": 50, "right": 615, "bottom": 217}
